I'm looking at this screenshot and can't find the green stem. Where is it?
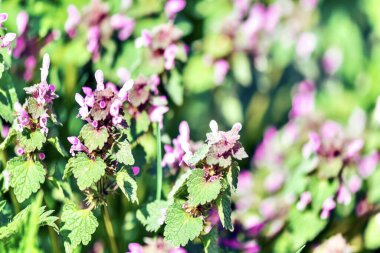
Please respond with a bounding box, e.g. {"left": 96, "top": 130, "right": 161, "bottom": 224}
{"left": 48, "top": 227, "right": 60, "bottom": 253}
{"left": 10, "top": 190, "right": 20, "bottom": 214}
{"left": 102, "top": 205, "right": 118, "bottom": 253}
{"left": 156, "top": 123, "right": 162, "bottom": 201}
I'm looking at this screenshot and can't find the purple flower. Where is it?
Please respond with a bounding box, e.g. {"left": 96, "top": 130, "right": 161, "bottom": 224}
{"left": 16, "top": 147, "right": 25, "bottom": 156}
{"left": 337, "top": 185, "right": 351, "bottom": 206}
{"left": 14, "top": 102, "right": 30, "bottom": 131}
{"left": 0, "top": 32, "right": 16, "bottom": 50}
{"left": 132, "top": 166, "right": 140, "bottom": 176}
{"left": 348, "top": 175, "right": 362, "bottom": 193}
{"left": 296, "top": 32, "right": 317, "bottom": 59}
{"left": 297, "top": 191, "right": 312, "bottom": 211}
{"left": 75, "top": 93, "right": 89, "bottom": 119}
{"left": 16, "top": 11, "right": 28, "bottom": 35}
{"left": 320, "top": 197, "right": 336, "bottom": 219}
{"left": 67, "top": 136, "right": 87, "bottom": 155}
{"left": 39, "top": 113, "right": 49, "bottom": 134}
{"left": 110, "top": 14, "right": 135, "bottom": 41}
{"left": 165, "top": 0, "right": 186, "bottom": 19}
{"left": 290, "top": 80, "right": 315, "bottom": 119}
{"left": 39, "top": 153, "right": 46, "bottom": 160}
{"left": 164, "top": 44, "right": 178, "bottom": 70}
{"left": 127, "top": 243, "right": 143, "bottom": 253}
{"left": 264, "top": 170, "right": 285, "bottom": 193}
{"left": 344, "top": 139, "right": 364, "bottom": 160}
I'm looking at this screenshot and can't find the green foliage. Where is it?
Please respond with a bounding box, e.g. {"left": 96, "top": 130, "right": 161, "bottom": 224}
{"left": 116, "top": 169, "right": 138, "bottom": 204}
{"left": 0, "top": 72, "right": 18, "bottom": 123}
{"left": 364, "top": 215, "right": 380, "bottom": 249}
{"left": 7, "top": 157, "right": 46, "bottom": 203}
{"left": 80, "top": 124, "right": 109, "bottom": 152}
{"left": 60, "top": 202, "right": 98, "bottom": 249}
{"left": 137, "top": 200, "right": 169, "bottom": 232}
{"left": 164, "top": 200, "right": 204, "bottom": 247}
{"left": 187, "top": 169, "right": 221, "bottom": 206}
{"left": 65, "top": 153, "right": 106, "bottom": 190}
{"left": 201, "top": 227, "right": 219, "bottom": 253}
{"left": 216, "top": 188, "right": 233, "bottom": 231}
{"left": 227, "top": 162, "right": 240, "bottom": 192}
{"left": 18, "top": 130, "right": 46, "bottom": 153}
{"left": 111, "top": 141, "right": 134, "bottom": 165}
{"left": 185, "top": 144, "right": 209, "bottom": 167}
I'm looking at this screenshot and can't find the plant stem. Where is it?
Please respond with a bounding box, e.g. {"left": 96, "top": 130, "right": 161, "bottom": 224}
{"left": 102, "top": 205, "right": 118, "bottom": 253}
{"left": 156, "top": 123, "right": 162, "bottom": 201}
{"left": 10, "top": 190, "right": 20, "bottom": 214}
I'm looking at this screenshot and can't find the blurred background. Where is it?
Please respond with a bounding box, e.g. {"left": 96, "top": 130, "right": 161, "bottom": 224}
{"left": 1, "top": 0, "right": 380, "bottom": 252}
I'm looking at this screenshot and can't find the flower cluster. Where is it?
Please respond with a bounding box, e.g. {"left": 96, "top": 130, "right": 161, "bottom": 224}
{"left": 135, "top": 23, "right": 186, "bottom": 71}
{"left": 65, "top": 0, "right": 135, "bottom": 61}
{"left": 0, "top": 13, "right": 16, "bottom": 53}
{"left": 125, "top": 75, "right": 168, "bottom": 128}
{"left": 14, "top": 54, "right": 58, "bottom": 139}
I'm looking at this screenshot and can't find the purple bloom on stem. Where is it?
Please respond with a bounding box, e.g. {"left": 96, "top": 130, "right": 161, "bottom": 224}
{"left": 14, "top": 102, "right": 30, "bottom": 131}
{"left": 68, "top": 136, "right": 87, "bottom": 155}
{"left": 39, "top": 153, "right": 46, "bottom": 160}
{"left": 337, "top": 185, "right": 351, "bottom": 206}
{"left": 348, "top": 175, "right": 362, "bottom": 193}
{"left": 127, "top": 243, "right": 143, "bottom": 253}
{"left": 65, "top": 5, "right": 81, "bottom": 38}
{"left": 135, "top": 29, "right": 152, "bottom": 48}
{"left": 16, "top": 147, "right": 25, "bottom": 156}
{"left": 164, "top": 44, "right": 178, "bottom": 70}
{"left": 16, "top": 11, "right": 28, "bottom": 35}
{"left": 290, "top": 80, "right": 315, "bottom": 119}
{"left": 0, "top": 13, "right": 8, "bottom": 28}
{"left": 358, "top": 152, "right": 379, "bottom": 178}
{"left": 39, "top": 113, "right": 49, "bottom": 134}
{"left": 110, "top": 14, "right": 135, "bottom": 40}
{"left": 132, "top": 166, "right": 140, "bottom": 176}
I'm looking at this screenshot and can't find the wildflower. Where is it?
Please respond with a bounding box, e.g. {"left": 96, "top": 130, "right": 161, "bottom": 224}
{"left": 0, "top": 13, "right": 8, "bottom": 28}
{"left": 297, "top": 191, "right": 312, "bottom": 211}
{"left": 296, "top": 32, "right": 317, "bottom": 59}
{"left": 320, "top": 197, "right": 336, "bottom": 219}
{"left": 214, "top": 59, "right": 229, "bottom": 85}
{"left": 67, "top": 136, "right": 87, "bottom": 156}
{"left": 165, "top": 0, "right": 186, "bottom": 19}
{"left": 39, "top": 153, "right": 46, "bottom": 160}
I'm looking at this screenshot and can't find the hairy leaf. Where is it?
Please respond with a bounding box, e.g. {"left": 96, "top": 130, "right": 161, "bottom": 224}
{"left": 137, "top": 200, "right": 169, "bottom": 232}
{"left": 48, "top": 136, "right": 68, "bottom": 157}
{"left": 185, "top": 144, "right": 209, "bottom": 167}
{"left": 164, "top": 200, "right": 203, "bottom": 247}
{"left": 227, "top": 162, "right": 240, "bottom": 192}
{"left": 116, "top": 169, "right": 138, "bottom": 203}
{"left": 67, "top": 153, "right": 106, "bottom": 190}
{"left": 187, "top": 169, "right": 221, "bottom": 206}
{"left": 7, "top": 157, "right": 46, "bottom": 203}
{"left": 216, "top": 188, "right": 233, "bottom": 231}
{"left": 111, "top": 141, "right": 134, "bottom": 165}
{"left": 202, "top": 226, "right": 219, "bottom": 253}
{"left": 61, "top": 202, "right": 98, "bottom": 248}
{"left": 80, "top": 124, "right": 109, "bottom": 152}
{"left": 168, "top": 170, "right": 192, "bottom": 202}
{"left": 18, "top": 130, "right": 46, "bottom": 153}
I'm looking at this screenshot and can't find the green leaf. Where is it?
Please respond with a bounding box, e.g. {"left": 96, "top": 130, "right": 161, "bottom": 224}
{"left": 18, "top": 130, "right": 46, "bottom": 153}
{"left": 0, "top": 205, "right": 58, "bottom": 240}
{"left": 216, "top": 189, "right": 233, "bottom": 231}
{"left": 227, "top": 162, "right": 240, "bottom": 192}
{"left": 187, "top": 169, "right": 221, "bottom": 206}
{"left": 368, "top": 169, "right": 380, "bottom": 204}
{"left": 168, "top": 170, "right": 192, "bottom": 202}
{"left": 26, "top": 98, "right": 46, "bottom": 119}
{"left": 0, "top": 72, "right": 18, "bottom": 123}
{"left": 116, "top": 169, "right": 139, "bottom": 204}
{"left": 165, "top": 69, "right": 183, "bottom": 106}
{"left": 164, "top": 200, "right": 204, "bottom": 247}
{"left": 135, "top": 111, "right": 150, "bottom": 134}
{"left": 0, "top": 127, "right": 16, "bottom": 150}
{"left": 48, "top": 136, "right": 68, "bottom": 157}
{"left": 66, "top": 153, "right": 106, "bottom": 190}
{"left": 61, "top": 202, "right": 98, "bottom": 248}
{"left": 202, "top": 226, "right": 219, "bottom": 253}
{"left": 111, "top": 141, "right": 134, "bottom": 165}
{"left": 80, "top": 124, "right": 109, "bottom": 152}
{"left": 7, "top": 157, "right": 46, "bottom": 203}
{"left": 364, "top": 215, "right": 380, "bottom": 249}
{"left": 231, "top": 52, "right": 252, "bottom": 86}
{"left": 185, "top": 144, "right": 209, "bottom": 167}
{"left": 137, "top": 200, "right": 169, "bottom": 232}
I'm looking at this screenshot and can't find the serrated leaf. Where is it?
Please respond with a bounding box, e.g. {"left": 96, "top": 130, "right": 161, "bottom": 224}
{"left": 61, "top": 202, "right": 98, "bottom": 248}
{"left": 7, "top": 157, "right": 46, "bottom": 203}
{"left": 0, "top": 205, "right": 58, "bottom": 240}
{"left": 202, "top": 226, "right": 219, "bottom": 253}
{"left": 116, "top": 169, "right": 138, "bottom": 204}
{"left": 227, "top": 162, "right": 240, "bottom": 192}
{"left": 18, "top": 130, "right": 46, "bottom": 153}
{"left": 185, "top": 144, "right": 209, "bottom": 167}
{"left": 67, "top": 153, "right": 106, "bottom": 190}
{"left": 0, "top": 127, "right": 16, "bottom": 150}
{"left": 216, "top": 188, "right": 233, "bottom": 231}
{"left": 168, "top": 170, "right": 192, "bottom": 202}
{"left": 26, "top": 98, "right": 46, "bottom": 119}
{"left": 137, "top": 200, "right": 169, "bottom": 232}
{"left": 0, "top": 72, "right": 18, "bottom": 122}
{"left": 187, "top": 169, "right": 221, "bottom": 206}
{"left": 111, "top": 141, "right": 134, "bottom": 165}
{"left": 135, "top": 111, "right": 150, "bottom": 134}
{"left": 80, "top": 124, "right": 109, "bottom": 152}
{"left": 164, "top": 200, "right": 203, "bottom": 247}
{"left": 48, "top": 136, "right": 68, "bottom": 157}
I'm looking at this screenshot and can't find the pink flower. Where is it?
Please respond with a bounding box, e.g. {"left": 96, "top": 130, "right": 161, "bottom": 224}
{"left": 0, "top": 13, "right": 8, "bottom": 28}
{"left": 348, "top": 175, "right": 362, "bottom": 193}
{"left": 297, "top": 191, "right": 312, "bottom": 211}
{"left": 302, "top": 132, "right": 321, "bottom": 158}
{"left": 95, "top": 70, "right": 105, "bottom": 90}
{"left": 65, "top": 5, "right": 81, "bottom": 38}
{"left": 264, "top": 171, "right": 285, "bottom": 193}
{"left": 127, "top": 243, "right": 143, "bottom": 253}
{"left": 39, "top": 153, "right": 46, "bottom": 160}
{"left": 135, "top": 29, "right": 152, "bottom": 48}
{"left": 214, "top": 59, "right": 229, "bottom": 85}
{"left": 75, "top": 93, "right": 89, "bottom": 119}
{"left": 344, "top": 139, "right": 364, "bottom": 159}
{"left": 320, "top": 197, "right": 336, "bottom": 219}
{"left": 39, "top": 113, "right": 49, "bottom": 134}
{"left": 296, "top": 32, "right": 317, "bottom": 59}
{"left": 290, "top": 80, "right": 315, "bottom": 119}
{"left": 14, "top": 102, "right": 30, "bottom": 131}
{"left": 1, "top": 32, "right": 16, "bottom": 48}
{"left": 110, "top": 99, "right": 122, "bottom": 117}
{"left": 322, "top": 47, "right": 343, "bottom": 75}
{"left": 40, "top": 53, "right": 50, "bottom": 83}
{"left": 149, "top": 105, "right": 169, "bottom": 127}
{"left": 16, "top": 11, "right": 28, "bottom": 35}
{"left": 16, "top": 147, "right": 25, "bottom": 156}
{"left": 164, "top": 44, "right": 178, "bottom": 70}
{"left": 110, "top": 14, "right": 135, "bottom": 40}
{"left": 165, "top": 0, "right": 186, "bottom": 19}
{"left": 67, "top": 136, "right": 86, "bottom": 155}
{"left": 132, "top": 166, "right": 140, "bottom": 176}
{"left": 337, "top": 185, "right": 351, "bottom": 206}
{"left": 359, "top": 152, "right": 379, "bottom": 178}
{"left": 118, "top": 79, "right": 134, "bottom": 100}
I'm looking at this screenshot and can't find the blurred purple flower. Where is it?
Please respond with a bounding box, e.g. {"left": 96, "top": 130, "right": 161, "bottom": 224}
{"left": 322, "top": 47, "right": 343, "bottom": 75}
{"left": 165, "top": 0, "right": 186, "bottom": 19}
